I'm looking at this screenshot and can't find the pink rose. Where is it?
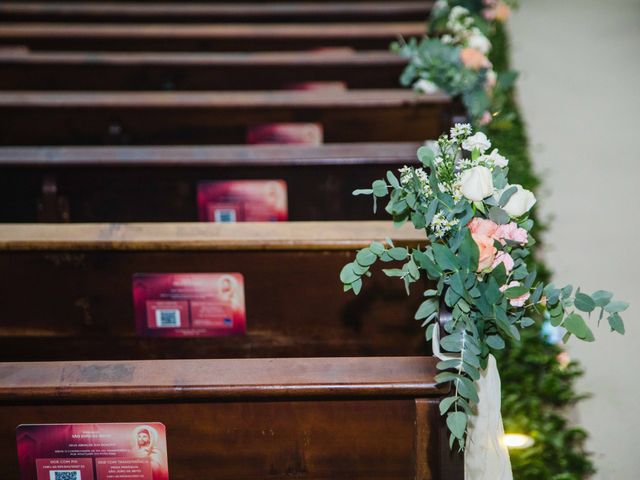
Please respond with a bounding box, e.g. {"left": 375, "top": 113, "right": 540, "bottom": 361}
{"left": 495, "top": 222, "right": 528, "bottom": 245}
{"left": 479, "top": 111, "right": 492, "bottom": 126}
{"left": 492, "top": 251, "right": 514, "bottom": 273}
{"left": 472, "top": 232, "right": 497, "bottom": 272}
{"left": 468, "top": 218, "right": 499, "bottom": 238}
{"left": 460, "top": 48, "right": 492, "bottom": 71}
{"left": 500, "top": 281, "right": 531, "bottom": 307}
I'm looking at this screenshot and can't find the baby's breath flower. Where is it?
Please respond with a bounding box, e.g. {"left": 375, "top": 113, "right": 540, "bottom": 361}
{"left": 399, "top": 166, "right": 413, "bottom": 186}
{"left": 431, "top": 212, "right": 460, "bottom": 238}
{"left": 450, "top": 123, "right": 473, "bottom": 142}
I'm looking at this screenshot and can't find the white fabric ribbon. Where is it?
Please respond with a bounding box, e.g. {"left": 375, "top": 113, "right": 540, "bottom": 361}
{"left": 433, "top": 328, "right": 513, "bottom": 480}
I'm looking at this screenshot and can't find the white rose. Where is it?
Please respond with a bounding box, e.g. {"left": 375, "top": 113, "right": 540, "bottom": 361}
{"left": 468, "top": 31, "right": 491, "bottom": 55}
{"left": 414, "top": 79, "right": 439, "bottom": 94}
{"left": 501, "top": 184, "right": 536, "bottom": 217}
{"left": 462, "top": 132, "right": 491, "bottom": 153}
{"left": 460, "top": 166, "right": 494, "bottom": 202}
{"left": 484, "top": 148, "right": 508, "bottom": 168}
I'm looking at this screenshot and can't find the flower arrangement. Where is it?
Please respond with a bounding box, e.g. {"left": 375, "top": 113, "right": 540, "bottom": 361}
{"left": 393, "top": 1, "right": 517, "bottom": 126}
{"left": 339, "top": 124, "right": 627, "bottom": 450}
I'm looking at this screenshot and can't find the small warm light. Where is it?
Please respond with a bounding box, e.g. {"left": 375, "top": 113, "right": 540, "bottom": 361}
{"left": 503, "top": 433, "right": 535, "bottom": 449}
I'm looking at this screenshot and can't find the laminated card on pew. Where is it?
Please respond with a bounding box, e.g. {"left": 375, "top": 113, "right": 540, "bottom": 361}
{"left": 16, "top": 423, "right": 169, "bottom": 480}
{"left": 133, "top": 273, "right": 246, "bottom": 337}
{"left": 197, "top": 180, "right": 288, "bottom": 222}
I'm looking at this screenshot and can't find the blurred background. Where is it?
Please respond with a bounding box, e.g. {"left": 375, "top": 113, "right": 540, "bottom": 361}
{"left": 510, "top": 0, "right": 640, "bottom": 478}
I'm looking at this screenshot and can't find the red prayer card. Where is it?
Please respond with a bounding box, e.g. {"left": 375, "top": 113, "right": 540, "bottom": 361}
{"left": 246, "top": 123, "right": 323, "bottom": 145}
{"left": 197, "top": 180, "right": 288, "bottom": 222}
{"left": 16, "top": 423, "right": 169, "bottom": 480}
{"left": 133, "top": 273, "right": 246, "bottom": 337}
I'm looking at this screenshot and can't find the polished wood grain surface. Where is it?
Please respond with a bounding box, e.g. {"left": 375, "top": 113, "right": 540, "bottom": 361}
{"left": 0, "top": 143, "right": 421, "bottom": 222}
{"left": 0, "top": 142, "right": 420, "bottom": 166}
{"left": 0, "top": 222, "right": 430, "bottom": 360}
{"left": 0, "top": 221, "right": 425, "bottom": 250}
{"left": 0, "top": 356, "right": 445, "bottom": 401}
{"left": 0, "top": 1, "right": 433, "bottom": 23}
{"left": 0, "top": 50, "right": 406, "bottom": 90}
{"left": 0, "top": 22, "right": 426, "bottom": 51}
{"left": 0, "top": 89, "right": 453, "bottom": 145}
{"left": 0, "top": 356, "right": 462, "bottom": 478}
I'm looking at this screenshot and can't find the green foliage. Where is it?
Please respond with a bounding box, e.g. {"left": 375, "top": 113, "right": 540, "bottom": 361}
{"left": 488, "top": 23, "right": 597, "bottom": 479}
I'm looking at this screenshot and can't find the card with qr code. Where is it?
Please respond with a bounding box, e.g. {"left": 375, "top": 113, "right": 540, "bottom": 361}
{"left": 197, "top": 180, "right": 288, "bottom": 222}
{"left": 132, "top": 273, "right": 246, "bottom": 337}
{"left": 18, "top": 423, "right": 168, "bottom": 480}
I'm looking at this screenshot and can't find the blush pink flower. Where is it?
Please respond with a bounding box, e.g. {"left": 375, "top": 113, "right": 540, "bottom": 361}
{"left": 460, "top": 48, "right": 492, "bottom": 71}
{"left": 500, "top": 281, "right": 531, "bottom": 307}
{"left": 468, "top": 218, "right": 499, "bottom": 238}
{"left": 479, "top": 111, "right": 493, "bottom": 126}
{"left": 472, "top": 232, "right": 497, "bottom": 272}
{"left": 495, "top": 222, "right": 528, "bottom": 245}
{"left": 492, "top": 251, "right": 514, "bottom": 273}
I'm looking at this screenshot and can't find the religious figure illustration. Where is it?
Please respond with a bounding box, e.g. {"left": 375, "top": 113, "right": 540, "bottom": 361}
{"left": 131, "top": 425, "right": 168, "bottom": 479}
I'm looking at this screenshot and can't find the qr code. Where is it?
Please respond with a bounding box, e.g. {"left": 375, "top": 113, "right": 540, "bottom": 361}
{"left": 214, "top": 208, "right": 237, "bottom": 223}
{"left": 50, "top": 471, "right": 81, "bottom": 480}
{"left": 155, "top": 309, "right": 181, "bottom": 328}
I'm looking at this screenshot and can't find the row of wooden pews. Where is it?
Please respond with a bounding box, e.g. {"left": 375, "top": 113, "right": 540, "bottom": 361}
{"left": 0, "top": 1, "right": 464, "bottom": 478}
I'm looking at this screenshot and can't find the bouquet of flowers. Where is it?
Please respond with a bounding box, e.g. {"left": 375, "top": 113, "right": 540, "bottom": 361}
{"left": 340, "top": 124, "right": 627, "bottom": 450}
{"left": 393, "top": 2, "right": 517, "bottom": 127}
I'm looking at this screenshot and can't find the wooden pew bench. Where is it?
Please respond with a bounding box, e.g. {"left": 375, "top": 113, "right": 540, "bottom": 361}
{"left": 0, "top": 1, "right": 433, "bottom": 23}
{"left": 0, "top": 142, "right": 421, "bottom": 222}
{"left": 0, "top": 222, "right": 431, "bottom": 361}
{"left": 0, "top": 89, "right": 454, "bottom": 145}
{"left": 0, "top": 356, "right": 463, "bottom": 478}
{"left": 0, "top": 22, "right": 426, "bottom": 51}
{"left": 0, "top": 50, "right": 406, "bottom": 91}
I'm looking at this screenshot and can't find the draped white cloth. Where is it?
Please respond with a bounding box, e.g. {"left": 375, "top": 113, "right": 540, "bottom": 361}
{"left": 432, "top": 329, "right": 513, "bottom": 480}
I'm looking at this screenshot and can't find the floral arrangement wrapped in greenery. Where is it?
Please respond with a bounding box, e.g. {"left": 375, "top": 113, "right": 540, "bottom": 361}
{"left": 339, "top": 124, "right": 627, "bottom": 449}
{"left": 393, "top": 3, "right": 517, "bottom": 126}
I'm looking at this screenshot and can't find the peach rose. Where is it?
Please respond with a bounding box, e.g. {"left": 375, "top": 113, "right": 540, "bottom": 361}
{"left": 468, "top": 218, "right": 499, "bottom": 238}
{"left": 492, "top": 251, "right": 514, "bottom": 273}
{"left": 494, "top": 222, "right": 528, "bottom": 245}
{"left": 460, "top": 48, "right": 492, "bottom": 71}
{"left": 472, "top": 232, "right": 497, "bottom": 272}
{"left": 500, "top": 281, "right": 531, "bottom": 307}
{"left": 495, "top": 2, "right": 511, "bottom": 22}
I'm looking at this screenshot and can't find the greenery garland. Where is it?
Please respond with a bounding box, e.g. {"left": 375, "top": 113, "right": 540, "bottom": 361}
{"left": 488, "top": 25, "right": 597, "bottom": 480}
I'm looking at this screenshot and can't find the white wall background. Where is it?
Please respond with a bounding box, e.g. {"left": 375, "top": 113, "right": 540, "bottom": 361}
{"left": 509, "top": 0, "right": 640, "bottom": 478}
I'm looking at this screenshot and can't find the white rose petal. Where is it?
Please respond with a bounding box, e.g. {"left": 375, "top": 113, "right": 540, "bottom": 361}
{"left": 485, "top": 148, "right": 509, "bottom": 168}
{"left": 460, "top": 166, "right": 494, "bottom": 202}
{"left": 414, "top": 79, "right": 439, "bottom": 94}
{"left": 501, "top": 184, "right": 537, "bottom": 217}
{"left": 468, "top": 31, "right": 491, "bottom": 55}
{"left": 462, "top": 132, "right": 491, "bottom": 153}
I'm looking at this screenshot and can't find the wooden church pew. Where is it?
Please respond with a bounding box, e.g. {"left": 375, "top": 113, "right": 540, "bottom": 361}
{"left": 0, "top": 222, "right": 431, "bottom": 361}
{"left": 0, "top": 142, "right": 421, "bottom": 222}
{"left": 0, "top": 22, "right": 426, "bottom": 52}
{"left": 0, "top": 89, "right": 454, "bottom": 145}
{"left": 0, "top": 1, "right": 433, "bottom": 23}
{"left": 0, "top": 356, "right": 464, "bottom": 479}
{"left": 0, "top": 50, "right": 406, "bottom": 91}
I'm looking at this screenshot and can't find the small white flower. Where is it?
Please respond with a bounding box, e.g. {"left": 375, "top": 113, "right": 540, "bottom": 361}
{"left": 450, "top": 123, "right": 473, "bottom": 141}
{"left": 483, "top": 148, "right": 509, "bottom": 168}
{"left": 414, "top": 79, "right": 439, "bottom": 95}
{"left": 462, "top": 132, "right": 492, "bottom": 153}
{"left": 467, "top": 30, "right": 491, "bottom": 55}
{"left": 459, "top": 166, "right": 494, "bottom": 201}
{"left": 399, "top": 166, "right": 412, "bottom": 186}
{"left": 441, "top": 34, "right": 454, "bottom": 44}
